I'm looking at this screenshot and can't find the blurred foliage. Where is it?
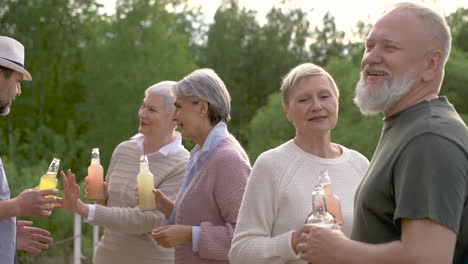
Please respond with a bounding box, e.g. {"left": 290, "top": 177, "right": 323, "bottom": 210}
{"left": 0, "top": 0, "right": 466, "bottom": 262}
{"left": 247, "top": 92, "right": 294, "bottom": 161}
{"left": 443, "top": 47, "right": 468, "bottom": 114}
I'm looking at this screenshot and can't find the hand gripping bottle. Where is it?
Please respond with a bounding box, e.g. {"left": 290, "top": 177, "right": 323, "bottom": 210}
{"left": 86, "top": 148, "right": 105, "bottom": 200}
{"left": 137, "top": 155, "right": 156, "bottom": 211}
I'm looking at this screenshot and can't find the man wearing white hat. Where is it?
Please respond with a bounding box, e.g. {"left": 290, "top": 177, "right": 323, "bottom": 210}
{"left": 0, "top": 36, "right": 59, "bottom": 263}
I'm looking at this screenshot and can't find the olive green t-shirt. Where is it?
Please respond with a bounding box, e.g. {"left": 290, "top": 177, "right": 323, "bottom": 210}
{"left": 351, "top": 97, "right": 468, "bottom": 264}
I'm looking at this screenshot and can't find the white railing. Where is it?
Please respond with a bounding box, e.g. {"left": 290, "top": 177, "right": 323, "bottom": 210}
{"left": 73, "top": 213, "right": 100, "bottom": 264}
{"left": 73, "top": 213, "right": 81, "bottom": 264}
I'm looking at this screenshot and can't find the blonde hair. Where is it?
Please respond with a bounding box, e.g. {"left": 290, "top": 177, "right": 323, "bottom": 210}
{"left": 280, "top": 63, "right": 339, "bottom": 106}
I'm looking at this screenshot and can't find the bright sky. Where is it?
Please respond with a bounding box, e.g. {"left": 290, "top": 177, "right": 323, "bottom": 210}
{"left": 96, "top": 0, "right": 468, "bottom": 36}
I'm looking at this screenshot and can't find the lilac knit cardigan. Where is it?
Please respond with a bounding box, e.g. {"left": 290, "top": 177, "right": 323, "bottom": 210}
{"left": 174, "top": 135, "right": 251, "bottom": 264}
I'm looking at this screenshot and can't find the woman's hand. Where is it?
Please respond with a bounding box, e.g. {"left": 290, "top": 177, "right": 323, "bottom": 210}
{"left": 152, "top": 225, "right": 192, "bottom": 248}
{"left": 153, "top": 189, "right": 174, "bottom": 218}
{"left": 84, "top": 176, "right": 108, "bottom": 205}
{"left": 60, "top": 170, "right": 89, "bottom": 218}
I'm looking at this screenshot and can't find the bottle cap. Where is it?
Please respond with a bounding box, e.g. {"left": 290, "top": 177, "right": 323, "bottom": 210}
{"left": 47, "top": 158, "right": 61, "bottom": 174}
{"left": 319, "top": 170, "right": 331, "bottom": 186}
{"left": 91, "top": 148, "right": 100, "bottom": 159}
{"left": 140, "top": 155, "right": 148, "bottom": 164}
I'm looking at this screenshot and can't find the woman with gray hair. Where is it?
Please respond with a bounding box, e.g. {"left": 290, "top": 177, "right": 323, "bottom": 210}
{"left": 60, "top": 81, "right": 190, "bottom": 264}
{"left": 229, "top": 63, "right": 369, "bottom": 264}
{"left": 151, "top": 69, "right": 251, "bottom": 264}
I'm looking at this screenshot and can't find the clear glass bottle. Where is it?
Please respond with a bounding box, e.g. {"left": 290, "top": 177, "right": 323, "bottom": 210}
{"left": 86, "top": 148, "right": 105, "bottom": 200}
{"left": 319, "top": 170, "right": 343, "bottom": 226}
{"left": 306, "top": 184, "right": 335, "bottom": 228}
{"left": 38, "top": 157, "right": 61, "bottom": 195}
{"left": 137, "top": 155, "right": 156, "bottom": 211}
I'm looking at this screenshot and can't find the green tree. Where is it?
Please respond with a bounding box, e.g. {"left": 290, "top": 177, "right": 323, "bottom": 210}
{"left": 309, "top": 12, "right": 346, "bottom": 66}
{"left": 446, "top": 7, "right": 468, "bottom": 52}
{"left": 199, "top": 2, "right": 313, "bottom": 145}
{"left": 442, "top": 47, "right": 468, "bottom": 114}
{"left": 347, "top": 20, "right": 372, "bottom": 65}
{"left": 247, "top": 92, "right": 294, "bottom": 160}
{"left": 79, "top": 0, "right": 198, "bottom": 167}
{"left": 0, "top": 0, "right": 98, "bottom": 169}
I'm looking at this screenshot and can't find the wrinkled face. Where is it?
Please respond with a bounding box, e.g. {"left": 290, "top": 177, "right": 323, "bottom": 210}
{"left": 284, "top": 75, "right": 338, "bottom": 136}
{"left": 0, "top": 70, "right": 22, "bottom": 116}
{"left": 138, "top": 93, "right": 175, "bottom": 137}
{"left": 354, "top": 9, "right": 430, "bottom": 114}
{"left": 172, "top": 96, "right": 204, "bottom": 141}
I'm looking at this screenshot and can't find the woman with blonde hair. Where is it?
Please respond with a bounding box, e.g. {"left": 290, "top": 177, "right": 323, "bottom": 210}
{"left": 229, "top": 63, "right": 369, "bottom": 264}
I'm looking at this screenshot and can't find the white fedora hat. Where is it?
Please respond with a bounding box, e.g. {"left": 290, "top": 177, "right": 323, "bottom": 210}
{"left": 0, "top": 36, "right": 32, "bottom": 81}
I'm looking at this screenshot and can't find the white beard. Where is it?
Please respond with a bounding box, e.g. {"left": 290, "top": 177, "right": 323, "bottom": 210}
{"left": 353, "top": 66, "right": 415, "bottom": 115}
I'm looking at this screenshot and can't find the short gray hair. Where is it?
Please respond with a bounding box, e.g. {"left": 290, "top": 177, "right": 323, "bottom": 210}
{"left": 388, "top": 2, "right": 452, "bottom": 64}
{"left": 173, "top": 69, "right": 231, "bottom": 125}
{"left": 280, "top": 63, "right": 339, "bottom": 106}
{"left": 145, "top": 81, "right": 177, "bottom": 115}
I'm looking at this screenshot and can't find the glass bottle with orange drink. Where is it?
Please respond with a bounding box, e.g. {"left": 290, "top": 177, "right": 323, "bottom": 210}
{"left": 319, "top": 170, "right": 343, "bottom": 226}
{"left": 86, "top": 148, "right": 105, "bottom": 200}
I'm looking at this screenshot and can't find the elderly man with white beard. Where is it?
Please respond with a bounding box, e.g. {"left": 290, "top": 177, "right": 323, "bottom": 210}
{"left": 295, "top": 2, "right": 467, "bottom": 264}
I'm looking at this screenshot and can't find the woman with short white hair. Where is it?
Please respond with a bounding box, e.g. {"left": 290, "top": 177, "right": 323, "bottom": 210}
{"left": 151, "top": 69, "right": 251, "bottom": 264}
{"left": 61, "top": 81, "right": 190, "bottom": 264}
{"left": 229, "top": 63, "right": 369, "bottom": 264}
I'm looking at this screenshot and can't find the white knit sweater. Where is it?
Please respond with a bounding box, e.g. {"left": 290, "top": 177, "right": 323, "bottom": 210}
{"left": 229, "top": 140, "right": 369, "bottom": 264}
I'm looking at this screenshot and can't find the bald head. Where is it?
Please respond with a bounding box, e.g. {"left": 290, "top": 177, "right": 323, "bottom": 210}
{"left": 383, "top": 3, "right": 451, "bottom": 64}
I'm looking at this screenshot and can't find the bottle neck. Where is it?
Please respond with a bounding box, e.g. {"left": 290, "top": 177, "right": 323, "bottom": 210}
{"left": 91, "top": 158, "right": 100, "bottom": 165}
{"left": 312, "top": 188, "right": 327, "bottom": 213}
{"left": 140, "top": 163, "right": 149, "bottom": 173}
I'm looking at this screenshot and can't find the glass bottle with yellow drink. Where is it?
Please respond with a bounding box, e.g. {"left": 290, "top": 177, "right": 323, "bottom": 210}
{"left": 137, "top": 155, "right": 156, "bottom": 211}
{"left": 38, "top": 157, "right": 61, "bottom": 195}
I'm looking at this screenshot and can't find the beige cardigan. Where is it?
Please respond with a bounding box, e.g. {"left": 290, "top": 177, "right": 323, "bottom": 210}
{"left": 90, "top": 139, "right": 189, "bottom": 264}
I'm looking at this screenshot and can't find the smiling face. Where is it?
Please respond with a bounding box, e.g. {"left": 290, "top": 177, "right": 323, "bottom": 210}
{"left": 0, "top": 70, "right": 22, "bottom": 116}
{"left": 354, "top": 8, "right": 431, "bottom": 114}
{"left": 172, "top": 96, "right": 205, "bottom": 142}
{"left": 138, "top": 93, "right": 175, "bottom": 137}
{"left": 284, "top": 75, "right": 338, "bottom": 137}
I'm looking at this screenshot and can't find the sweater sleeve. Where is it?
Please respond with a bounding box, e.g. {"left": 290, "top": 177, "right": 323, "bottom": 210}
{"left": 229, "top": 153, "right": 299, "bottom": 264}
{"left": 198, "top": 152, "right": 251, "bottom": 261}
{"left": 91, "top": 204, "right": 166, "bottom": 234}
